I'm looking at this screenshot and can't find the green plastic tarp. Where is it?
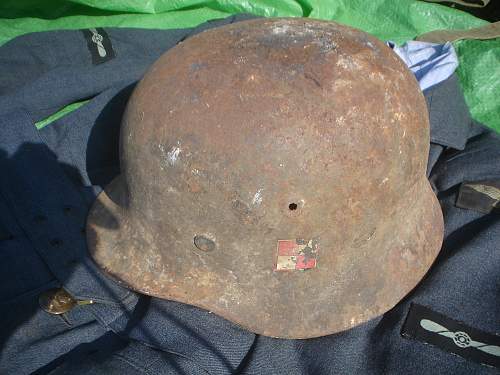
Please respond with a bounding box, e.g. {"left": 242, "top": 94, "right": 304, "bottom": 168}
{"left": 1, "top": 0, "right": 498, "bottom": 131}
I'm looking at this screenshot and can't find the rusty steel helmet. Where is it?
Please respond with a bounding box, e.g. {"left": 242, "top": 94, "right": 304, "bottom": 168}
{"left": 87, "top": 18, "right": 443, "bottom": 339}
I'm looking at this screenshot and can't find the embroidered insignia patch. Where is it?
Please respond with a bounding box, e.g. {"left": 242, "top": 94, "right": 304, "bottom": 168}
{"left": 456, "top": 180, "right": 500, "bottom": 214}
{"left": 82, "top": 28, "right": 116, "bottom": 65}
{"left": 275, "top": 238, "right": 318, "bottom": 271}
{"left": 402, "top": 303, "right": 500, "bottom": 369}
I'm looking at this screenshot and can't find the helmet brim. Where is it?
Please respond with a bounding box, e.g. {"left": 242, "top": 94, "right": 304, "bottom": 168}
{"left": 86, "top": 174, "right": 443, "bottom": 339}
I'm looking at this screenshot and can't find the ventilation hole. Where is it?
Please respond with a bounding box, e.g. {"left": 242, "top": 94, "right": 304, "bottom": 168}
{"left": 288, "top": 203, "right": 298, "bottom": 211}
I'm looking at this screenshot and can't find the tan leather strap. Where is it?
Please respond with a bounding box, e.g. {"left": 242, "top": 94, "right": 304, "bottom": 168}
{"left": 416, "top": 21, "right": 500, "bottom": 43}
{"left": 422, "top": 0, "right": 490, "bottom": 8}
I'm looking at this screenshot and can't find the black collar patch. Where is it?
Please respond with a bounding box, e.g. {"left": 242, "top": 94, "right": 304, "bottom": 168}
{"left": 456, "top": 180, "right": 500, "bottom": 214}
{"left": 82, "top": 28, "right": 115, "bottom": 65}
{"left": 402, "top": 303, "right": 500, "bottom": 369}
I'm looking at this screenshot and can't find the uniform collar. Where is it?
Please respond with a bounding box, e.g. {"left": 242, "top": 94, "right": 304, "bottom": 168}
{"left": 424, "top": 74, "right": 472, "bottom": 151}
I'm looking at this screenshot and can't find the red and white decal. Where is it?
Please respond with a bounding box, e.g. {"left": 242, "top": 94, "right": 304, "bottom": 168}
{"left": 275, "top": 238, "right": 318, "bottom": 271}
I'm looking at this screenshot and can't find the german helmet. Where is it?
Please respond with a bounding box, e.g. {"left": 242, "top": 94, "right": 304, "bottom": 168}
{"left": 87, "top": 18, "right": 443, "bottom": 338}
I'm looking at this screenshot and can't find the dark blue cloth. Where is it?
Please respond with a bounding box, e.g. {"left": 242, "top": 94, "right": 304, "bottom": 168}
{"left": 0, "top": 17, "right": 499, "bottom": 375}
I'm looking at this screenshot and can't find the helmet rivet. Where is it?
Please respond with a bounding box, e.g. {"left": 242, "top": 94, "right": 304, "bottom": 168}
{"left": 194, "top": 235, "right": 216, "bottom": 252}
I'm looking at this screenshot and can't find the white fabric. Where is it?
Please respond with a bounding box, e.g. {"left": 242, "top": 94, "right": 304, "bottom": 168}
{"left": 388, "top": 41, "right": 459, "bottom": 91}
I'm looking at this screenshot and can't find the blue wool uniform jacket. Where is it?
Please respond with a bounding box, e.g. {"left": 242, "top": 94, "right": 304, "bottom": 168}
{"left": 0, "top": 15, "right": 499, "bottom": 375}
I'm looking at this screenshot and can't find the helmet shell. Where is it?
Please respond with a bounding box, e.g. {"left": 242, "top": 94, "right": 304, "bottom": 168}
{"left": 87, "top": 18, "right": 443, "bottom": 338}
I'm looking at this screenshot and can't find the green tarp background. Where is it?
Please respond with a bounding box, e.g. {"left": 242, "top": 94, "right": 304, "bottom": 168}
{"left": 1, "top": 0, "right": 498, "bottom": 131}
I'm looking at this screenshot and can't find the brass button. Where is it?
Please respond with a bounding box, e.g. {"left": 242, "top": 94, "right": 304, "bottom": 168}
{"left": 39, "top": 288, "right": 77, "bottom": 315}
